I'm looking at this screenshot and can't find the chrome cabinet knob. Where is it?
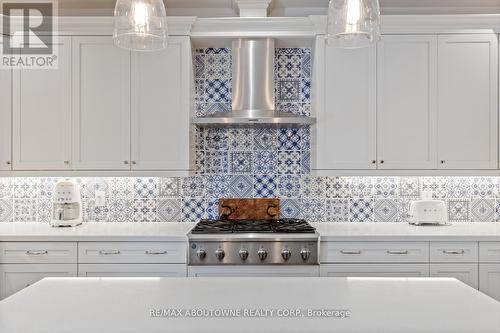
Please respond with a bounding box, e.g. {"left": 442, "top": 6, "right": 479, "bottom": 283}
{"left": 281, "top": 248, "right": 292, "bottom": 261}
{"left": 196, "top": 248, "right": 207, "bottom": 260}
{"left": 215, "top": 248, "right": 225, "bottom": 261}
{"left": 239, "top": 249, "right": 249, "bottom": 260}
{"left": 300, "top": 248, "right": 311, "bottom": 261}
{"left": 257, "top": 248, "right": 268, "bottom": 261}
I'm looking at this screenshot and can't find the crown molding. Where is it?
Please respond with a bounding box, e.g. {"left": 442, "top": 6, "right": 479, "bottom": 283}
{"left": 234, "top": 0, "right": 273, "bottom": 17}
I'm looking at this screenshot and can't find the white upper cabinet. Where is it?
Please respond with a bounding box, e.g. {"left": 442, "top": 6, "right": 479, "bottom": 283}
{"left": 437, "top": 34, "right": 498, "bottom": 170}
{"left": 0, "top": 51, "right": 11, "bottom": 171}
{"left": 131, "top": 36, "right": 192, "bottom": 171}
{"left": 315, "top": 38, "right": 376, "bottom": 170}
{"left": 377, "top": 35, "right": 438, "bottom": 169}
{"left": 72, "top": 36, "right": 131, "bottom": 170}
{"left": 12, "top": 37, "right": 72, "bottom": 170}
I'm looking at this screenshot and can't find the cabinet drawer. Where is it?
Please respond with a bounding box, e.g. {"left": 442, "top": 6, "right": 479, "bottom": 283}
{"left": 430, "top": 242, "right": 478, "bottom": 262}
{"left": 320, "top": 264, "right": 429, "bottom": 277}
{"left": 78, "top": 242, "right": 187, "bottom": 264}
{"left": 0, "top": 242, "right": 77, "bottom": 264}
{"left": 320, "top": 242, "right": 429, "bottom": 263}
{"left": 78, "top": 264, "right": 186, "bottom": 277}
{"left": 479, "top": 242, "right": 500, "bottom": 263}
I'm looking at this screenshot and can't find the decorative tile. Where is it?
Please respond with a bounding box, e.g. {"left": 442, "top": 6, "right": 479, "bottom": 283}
{"left": 281, "top": 199, "right": 301, "bottom": 218}
{"left": 37, "top": 178, "right": 58, "bottom": 198}
{"left": 374, "top": 199, "right": 399, "bottom": 222}
{"left": 399, "top": 177, "right": 420, "bottom": 197}
{"left": 0, "top": 178, "right": 12, "bottom": 198}
{"left": 205, "top": 175, "right": 230, "bottom": 198}
{"left": 0, "top": 199, "right": 13, "bottom": 222}
{"left": 421, "top": 177, "right": 447, "bottom": 199}
{"left": 230, "top": 152, "right": 252, "bottom": 174}
{"left": 194, "top": 54, "right": 205, "bottom": 78}
{"left": 182, "top": 199, "right": 206, "bottom": 222}
{"left": 205, "top": 151, "right": 229, "bottom": 174}
{"left": 300, "top": 103, "right": 311, "bottom": 117}
{"left": 277, "top": 151, "right": 301, "bottom": 175}
{"left": 134, "top": 178, "right": 159, "bottom": 199}
{"left": 253, "top": 151, "right": 278, "bottom": 174}
{"left": 278, "top": 128, "right": 301, "bottom": 151}
{"left": 326, "top": 177, "right": 350, "bottom": 198}
{"left": 471, "top": 199, "right": 495, "bottom": 222}
{"left": 37, "top": 199, "right": 52, "bottom": 222}
{"left": 300, "top": 176, "right": 325, "bottom": 198}
{"left": 205, "top": 79, "right": 230, "bottom": 104}
{"left": 276, "top": 52, "right": 301, "bottom": 79}
{"left": 276, "top": 102, "right": 300, "bottom": 114}
{"left": 470, "top": 177, "right": 496, "bottom": 198}
{"left": 157, "top": 199, "right": 181, "bottom": 222}
{"left": 229, "top": 175, "right": 253, "bottom": 198}
{"left": 84, "top": 200, "right": 109, "bottom": 222}
{"left": 299, "top": 127, "right": 310, "bottom": 150}
{"left": 447, "top": 177, "right": 471, "bottom": 198}
{"left": 109, "top": 177, "right": 134, "bottom": 199}
{"left": 205, "top": 53, "right": 231, "bottom": 79}
{"left": 495, "top": 201, "right": 500, "bottom": 222}
{"left": 447, "top": 199, "right": 470, "bottom": 222}
{"left": 254, "top": 128, "right": 278, "bottom": 150}
{"left": 397, "top": 198, "right": 413, "bottom": 222}
{"left": 253, "top": 175, "right": 277, "bottom": 198}
{"left": 350, "top": 178, "right": 374, "bottom": 198}
{"left": 277, "top": 79, "right": 300, "bottom": 103}
{"left": 300, "top": 199, "right": 325, "bottom": 222}
{"left": 205, "top": 103, "right": 231, "bottom": 116}
{"left": 108, "top": 199, "right": 134, "bottom": 222}
{"left": 13, "top": 178, "right": 38, "bottom": 199}
{"left": 206, "top": 199, "right": 219, "bottom": 220}
{"left": 374, "top": 177, "right": 398, "bottom": 198}
{"left": 159, "top": 178, "right": 181, "bottom": 198}
{"left": 300, "top": 79, "right": 311, "bottom": 103}
{"left": 194, "top": 79, "right": 205, "bottom": 102}
{"left": 82, "top": 178, "right": 108, "bottom": 199}
{"left": 195, "top": 151, "right": 205, "bottom": 175}
{"left": 278, "top": 175, "right": 300, "bottom": 198}
{"left": 301, "top": 51, "right": 312, "bottom": 78}
{"left": 229, "top": 128, "right": 254, "bottom": 151}
{"left": 181, "top": 177, "right": 205, "bottom": 198}
{"left": 205, "top": 128, "right": 229, "bottom": 150}
{"left": 301, "top": 151, "right": 310, "bottom": 174}
{"left": 349, "top": 199, "right": 374, "bottom": 222}
{"left": 325, "top": 199, "right": 349, "bottom": 222}
{"left": 205, "top": 48, "right": 229, "bottom": 54}
{"left": 13, "top": 199, "right": 37, "bottom": 222}
{"left": 133, "top": 199, "right": 157, "bottom": 222}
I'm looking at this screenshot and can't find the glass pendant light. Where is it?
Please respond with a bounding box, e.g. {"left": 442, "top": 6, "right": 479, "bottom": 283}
{"left": 327, "top": 0, "right": 380, "bottom": 49}
{"left": 113, "top": 0, "right": 168, "bottom": 51}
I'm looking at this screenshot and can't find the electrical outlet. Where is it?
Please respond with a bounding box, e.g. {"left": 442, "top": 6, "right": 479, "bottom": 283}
{"left": 95, "top": 190, "right": 106, "bottom": 207}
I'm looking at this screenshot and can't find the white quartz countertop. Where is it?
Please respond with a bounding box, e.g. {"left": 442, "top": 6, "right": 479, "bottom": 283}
{"left": 1, "top": 277, "right": 499, "bottom": 333}
{"left": 0, "top": 222, "right": 193, "bottom": 241}
{"left": 311, "top": 222, "right": 500, "bottom": 241}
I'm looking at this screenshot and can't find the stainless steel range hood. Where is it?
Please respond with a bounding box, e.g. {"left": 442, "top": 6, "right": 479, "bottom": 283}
{"left": 192, "top": 38, "right": 315, "bottom": 127}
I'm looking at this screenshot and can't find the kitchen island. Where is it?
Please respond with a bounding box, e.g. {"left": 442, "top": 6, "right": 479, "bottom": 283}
{"left": 0, "top": 277, "right": 499, "bottom": 333}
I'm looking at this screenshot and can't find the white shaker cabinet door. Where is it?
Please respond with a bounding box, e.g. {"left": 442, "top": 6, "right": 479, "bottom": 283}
{"left": 72, "top": 36, "right": 131, "bottom": 170}
{"left": 12, "top": 37, "right": 72, "bottom": 170}
{"left": 315, "top": 38, "right": 377, "bottom": 170}
{"left": 0, "top": 46, "right": 11, "bottom": 170}
{"left": 479, "top": 264, "right": 500, "bottom": 301}
{"left": 131, "top": 36, "right": 192, "bottom": 171}
{"left": 430, "top": 263, "right": 479, "bottom": 289}
{"left": 377, "top": 35, "right": 438, "bottom": 169}
{"left": 437, "top": 34, "right": 498, "bottom": 169}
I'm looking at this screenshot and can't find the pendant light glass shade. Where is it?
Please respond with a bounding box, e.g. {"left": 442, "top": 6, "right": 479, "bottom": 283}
{"left": 327, "top": 0, "right": 380, "bottom": 49}
{"left": 113, "top": 0, "right": 168, "bottom": 51}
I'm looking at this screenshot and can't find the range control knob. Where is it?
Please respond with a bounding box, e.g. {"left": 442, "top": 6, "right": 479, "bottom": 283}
{"left": 215, "top": 248, "right": 225, "bottom": 261}
{"left": 257, "top": 248, "right": 268, "bottom": 261}
{"left": 239, "top": 249, "right": 249, "bottom": 261}
{"left": 300, "top": 248, "right": 311, "bottom": 261}
{"left": 196, "top": 248, "right": 207, "bottom": 260}
{"left": 281, "top": 248, "right": 292, "bottom": 261}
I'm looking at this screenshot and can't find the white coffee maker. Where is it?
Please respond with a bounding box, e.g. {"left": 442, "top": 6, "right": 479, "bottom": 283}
{"left": 51, "top": 180, "right": 83, "bottom": 227}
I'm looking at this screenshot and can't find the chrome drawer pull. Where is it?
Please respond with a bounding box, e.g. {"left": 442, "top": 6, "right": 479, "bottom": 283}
{"left": 26, "top": 250, "right": 48, "bottom": 255}
{"left": 387, "top": 250, "right": 409, "bottom": 255}
{"left": 145, "top": 250, "right": 168, "bottom": 255}
{"left": 340, "top": 250, "right": 362, "bottom": 255}
{"left": 99, "top": 250, "right": 121, "bottom": 255}
{"left": 442, "top": 250, "right": 465, "bottom": 255}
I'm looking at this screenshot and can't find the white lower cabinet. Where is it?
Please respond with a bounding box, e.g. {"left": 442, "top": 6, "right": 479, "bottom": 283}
{"left": 188, "top": 266, "right": 320, "bottom": 277}
{"left": 78, "top": 264, "right": 186, "bottom": 277}
{"left": 0, "top": 264, "right": 77, "bottom": 299}
{"left": 430, "top": 263, "right": 479, "bottom": 289}
{"left": 479, "top": 264, "right": 500, "bottom": 301}
{"left": 320, "top": 264, "right": 429, "bottom": 277}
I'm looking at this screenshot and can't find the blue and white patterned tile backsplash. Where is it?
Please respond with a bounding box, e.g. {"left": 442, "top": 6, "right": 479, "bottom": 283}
{"left": 1, "top": 177, "right": 500, "bottom": 223}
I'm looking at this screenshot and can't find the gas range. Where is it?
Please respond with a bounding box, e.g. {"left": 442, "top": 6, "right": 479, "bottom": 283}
{"left": 188, "top": 218, "right": 319, "bottom": 266}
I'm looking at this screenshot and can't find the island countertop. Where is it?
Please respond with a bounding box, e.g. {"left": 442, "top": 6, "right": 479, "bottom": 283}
{"left": 0, "top": 277, "right": 499, "bottom": 333}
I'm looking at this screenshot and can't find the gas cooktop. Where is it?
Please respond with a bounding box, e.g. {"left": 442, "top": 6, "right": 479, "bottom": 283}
{"left": 190, "top": 218, "right": 316, "bottom": 234}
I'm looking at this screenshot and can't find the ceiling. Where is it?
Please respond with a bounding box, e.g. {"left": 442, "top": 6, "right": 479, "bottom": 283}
{"left": 12, "top": 0, "right": 500, "bottom": 16}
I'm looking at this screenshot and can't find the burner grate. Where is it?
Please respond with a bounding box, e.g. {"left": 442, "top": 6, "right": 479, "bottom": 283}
{"left": 191, "top": 218, "right": 316, "bottom": 234}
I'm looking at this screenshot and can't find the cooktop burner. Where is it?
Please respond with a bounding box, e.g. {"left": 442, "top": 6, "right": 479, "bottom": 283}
{"left": 190, "top": 218, "right": 316, "bottom": 234}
